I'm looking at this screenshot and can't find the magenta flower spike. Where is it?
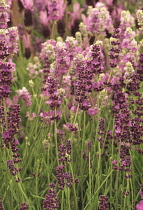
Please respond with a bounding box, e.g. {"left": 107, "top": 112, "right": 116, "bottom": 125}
{"left": 136, "top": 200, "right": 143, "bottom": 210}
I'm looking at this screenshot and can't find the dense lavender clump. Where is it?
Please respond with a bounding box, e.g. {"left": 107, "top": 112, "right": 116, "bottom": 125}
{"left": 1, "top": 0, "right": 143, "bottom": 209}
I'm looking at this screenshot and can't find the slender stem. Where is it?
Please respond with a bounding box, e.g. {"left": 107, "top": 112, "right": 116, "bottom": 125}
{"left": 83, "top": 170, "right": 114, "bottom": 210}
{"left": 51, "top": 21, "right": 57, "bottom": 39}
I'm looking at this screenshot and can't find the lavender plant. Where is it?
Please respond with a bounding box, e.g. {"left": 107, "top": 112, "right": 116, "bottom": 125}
{"left": 1, "top": 0, "right": 143, "bottom": 210}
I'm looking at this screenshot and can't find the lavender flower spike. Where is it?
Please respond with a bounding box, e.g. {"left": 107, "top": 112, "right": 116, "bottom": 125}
{"left": 47, "top": 0, "right": 65, "bottom": 21}
{"left": 20, "top": 0, "right": 33, "bottom": 27}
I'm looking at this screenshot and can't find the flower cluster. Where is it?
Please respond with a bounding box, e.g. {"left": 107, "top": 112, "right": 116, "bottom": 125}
{"left": 99, "top": 195, "right": 110, "bottom": 210}
{"left": 56, "top": 165, "right": 73, "bottom": 190}
{"left": 26, "top": 56, "right": 42, "bottom": 78}
{"left": 2, "top": 105, "right": 22, "bottom": 180}
{"left": 0, "top": 197, "right": 3, "bottom": 210}
{"left": 136, "top": 10, "right": 143, "bottom": 31}
{"left": 91, "top": 42, "right": 104, "bottom": 74}
{"left": 20, "top": 0, "right": 33, "bottom": 27}
{"left": 0, "top": 1, "right": 19, "bottom": 101}
{"left": 97, "top": 118, "right": 110, "bottom": 154}
{"left": 56, "top": 139, "right": 79, "bottom": 190}
{"left": 43, "top": 183, "right": 59, "bottom": 210}
{"left": 63, "top": 123, "right": 79, "bottom": 133}
{"left": 58, "top": 140, "right": 72, "bottom": 163}
{"left": 109, "top": 28, "right": 121, "bottom": 69}
{"left": 0, "top": 1, "right": 9, "bottom": 29}
{"left": 85, "top": 3, "right": 113, "bottom": 36}
{"left": 40, "top": 110, "right": 62, "bottom": 124}
{"left": 0, "top": 0, "right": 21, "bottom": 182}
{"left": 17, "top": 87, "right": 32, "bottom": 106}
{"left": 20, "top": 202, "right": 29, "bottom": 210}
{"left": 47, "top": 0, "right": 65, "bottom": 21}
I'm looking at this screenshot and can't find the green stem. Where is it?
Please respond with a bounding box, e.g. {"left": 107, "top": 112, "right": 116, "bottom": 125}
{"left": 51, "top": 21, "right": 57, "bottom": 39}
{"left": 83, "top": 170, "right": 114, "bottom": 210}
{"left": 69, "top": 162, "right": 78, "bottom": 210}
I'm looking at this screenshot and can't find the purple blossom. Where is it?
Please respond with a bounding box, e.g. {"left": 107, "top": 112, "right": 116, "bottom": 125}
{"left": 109, "top": 28, "right": 121, "bottom": 68}
{"left": 0, "top": 2, "right": 10, "bottom": 29}
{"left": 35, "top": 0, "right": 46, "bottom": 11}
{"left": 8, "top": 27, "right": 19, "bottom": 54}
{"left": 20, "top": 203, "right": 29, "bottom": 210}
{"left": 87, "top": 140, "right": 92, "bottom": 152}
{"left": 47, "top": 0, "right": 65, "bottom": 20}
{"left": 43, "top": 184, "right": 59, "bottom": 209}
{"left": 0, "top": 197, "right": 3, "bottom": 210}
{"left": 90, "top": 43, "right": 104, "bottom": 74}
{"left": 63, "top": 123, "right": 78, "bottom": 132}
{"left": 54, "top": 41, "right": 71, "bottom": 75}
{"left": 17, "top": 87, "right": 32, "bottom": 106}
{"left": 87, "top": 107, "right": 99, "bottom": 116}
{"left": 58, "top": 140, "right": 72, "bottom": 162}
{"left": 56, "top": 165, "right": 73, "bottom": 190}
{"left": 99, "top": 195, "right": 109, "bottom": 210}
{"left": 83, "top": 2, "right": 113, "bottom": 36}
{"left": 40, "top": 110, "right": 62, "bottom": 124}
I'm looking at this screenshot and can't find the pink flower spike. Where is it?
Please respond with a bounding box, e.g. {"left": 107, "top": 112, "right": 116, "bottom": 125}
{"left": 22, "top": 34, "right": 31, "bottom": 49}
{"left": 87, "top": 107, "right": 99, "bottom": 116}
{"left": 136, "top": 200, "right": 143, "bottom": 210}
{"left": 81, "top": 14, "right": 88, "bottom": 25}
{"left": 39, "top": 10, "right": 49, "bottom": 26}
{"left": 58, "top": 0, "right": 67, "bottom": 20}
{"left": 112, "top": 160, "right": 117, "bottom": 164}
{"left": 106, "top": 0, "right": 113, "bottom": 6}
{"left": 68, "top": 3, "right": 85, "bottom": 25}
{"left": 20, "top": 0, "right": 33, "bottom": 10}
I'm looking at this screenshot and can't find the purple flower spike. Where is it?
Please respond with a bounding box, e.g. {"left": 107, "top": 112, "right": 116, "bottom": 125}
{"left": 99, "top": 195, "right": 110, "bottom": 210}
{"left": 20, "top": 0, "right": 33, "bottom": 27}
{"left": 20, "top": 202, "right": 29, "bottom": 210}
{"left": 83, "top": 2, "right": 113, "bottom": 36}
{"left": 0, "top": 197, "right": 3, "bottom": 210}
{"left": 0, "top": 1, "right": 10, "bottom": 29}
{"left": 8, "top": 27, "right": 19, "bottom": 54}
{"left": 43, "top": 183, "right": 59, "bottom": 209}
{"left": 47, "top": 0, "right": 65, "bottom": 21}
{"left": 87, "top": 107, "right": 99, "bottom": 116}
